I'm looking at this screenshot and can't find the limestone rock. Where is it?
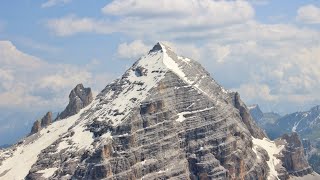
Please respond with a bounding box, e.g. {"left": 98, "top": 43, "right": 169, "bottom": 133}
{"left": 30, "top": 112, "right": 52, "bottom": 135}
{"left": 0, "top": 42, "right": 317, "bottom": 180}
{"left": 40, "top": 112, "right": 52, "bottom": 127}
{"left": 30, "top": 120, "right": 41, "bottom": 135}
{"left": 277, "top": 133, "right": 313, "bottom": 177}
{"left": 56, "top": 84, "right": 93, "bottom": 120}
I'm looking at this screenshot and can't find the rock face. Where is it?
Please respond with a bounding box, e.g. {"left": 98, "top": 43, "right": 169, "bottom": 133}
{"left": 248, "top": 104, "right": 264, "bottom": 121}
{"left": 30, "top": 112, "right": 52, "bottom": 135}
{"left": 0, "top": 43, "right": 317, "bottom": 180}
{"left": 30, "top": 120, "right": 41, "bottom": 134}
{"left": 250, "top": 104, "right": 320, "bottom": 174}
{"left": 40, "top": 112, "right": 52, "bottom": 127}
{"left": 276, "top": 133, "right": 313, "bottom": 178}
{"left": 56, "top": 84, "right": 93, "bottom": 120}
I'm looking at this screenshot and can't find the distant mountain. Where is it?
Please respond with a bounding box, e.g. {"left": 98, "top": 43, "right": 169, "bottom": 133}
{"left": 250, "top": 104, "right": 320, "bottom": 174}
{"left": 248, "top": 104, "right": 281, "bottom": 128}
{"left": 272, "top": 105, "right": 320, "bottom": 139}
{"left": 0, "top": 43, "right": 317, "bottom": 179}
{"left": 0, "top": 111, "right": 60, "bottom": 146}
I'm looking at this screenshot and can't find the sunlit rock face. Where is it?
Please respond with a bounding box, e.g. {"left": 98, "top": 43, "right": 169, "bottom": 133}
{"left": 56, "top": 83, "right": 93, "bottom": 120}
{"left": 30, "top": 112, "right": 52, "bottom": 135}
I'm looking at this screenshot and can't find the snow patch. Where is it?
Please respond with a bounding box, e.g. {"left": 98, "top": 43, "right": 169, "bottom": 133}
{"left": 71, "top": 125, "right": 94, "bottom": 149}
{"left": 0, "top": 104, "right": 92, "bottom": 179}
{"left": 101, "top": 132, "right": 112, "bottom": 139}
{"left": 96, "top": 49, "right": 168, "bottom": 126}
{"left": 162, "top": 45, "right": 193, "bottom": 84}
{"left": 56, "top": 140, "right": 69, "bottom": 151}
{"left": 292, "top": 119, "right": 303, "bottom": 132}
{"left": 37, "top": 167, "right": 58, "bottom": 178}
{"left": 252, "top": 137, "right": 284, "bottom": 180}
{"left": 176, "top": 107, "right": 214, "bottom": 122}
{"left": 248, "top": 104, "right": 258, "bottom": 110}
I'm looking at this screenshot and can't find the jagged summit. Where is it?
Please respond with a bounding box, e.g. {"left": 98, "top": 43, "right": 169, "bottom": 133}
{"left": 148, "top": 42, "right": 163, "bottom": 53}
{"left": 56, "top": 83, "right": 93, "bottom": 120}
{"left": 0, "top": 43, "right": 317, "bottom": 180}
{"left": 95, "top": 42, "right": 231, "bottom": 127}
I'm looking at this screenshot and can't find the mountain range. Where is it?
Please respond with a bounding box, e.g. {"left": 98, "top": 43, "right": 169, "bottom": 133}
{"left": 249, "top": 104, "right": 320, "bottom": 175}
{"left": 0, "top": 43, "right": 318, "bottom": 180}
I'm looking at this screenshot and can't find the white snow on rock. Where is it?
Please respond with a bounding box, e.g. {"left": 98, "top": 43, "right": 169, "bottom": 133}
{"left": 248, "top": 104, "right": 258, "bottom": 110}
{"left": 0, "top": 105, "right": 92, "bottom": 180}
{"left": 56, "top": 140, "right": 69, "bottom": 152}
{"left": 292, "top": 119, "right": 303, "bottom": 132}
{"left": 37, "top": 167, "right": 58, "bottom": 178}
{"left": 252, "top": 137, "right": 285, "bottom": 180}
{"left": 162, "top": 45, "right": 193, "bottom": 84}
{"left": 0, "top": 42, "right": 239, "bottom": 179}
{"left": 101, "top": 132, "right": 112, "bottom": 139}
{"left": 176, "top": 106, "right": 215, "bottom": 122}
{"left": 71, "top": 124, "right": 94, "bottom": 150}
{"left": 94, "top": 46, "right": 168, "bottom": 126}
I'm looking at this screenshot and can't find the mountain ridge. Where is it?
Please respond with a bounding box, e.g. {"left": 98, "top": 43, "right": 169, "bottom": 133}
{"left": 0, "top": 43, "right": 317, "bottom": 180}
{"left": 250, "top": 104, "right": 320, "bottom": 175}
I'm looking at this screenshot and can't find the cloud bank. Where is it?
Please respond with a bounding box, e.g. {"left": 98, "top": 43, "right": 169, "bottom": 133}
{"left": 42, "top": 1, "right": 320, "bottom": 113}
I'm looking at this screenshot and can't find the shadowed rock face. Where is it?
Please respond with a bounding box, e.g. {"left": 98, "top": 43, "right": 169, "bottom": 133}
{"left": 277, "top": 133, "right": 313, "bottom": 177}
{"left": 40, "top": 112, "right": 52, "bottom": 127}
{"left": 56, "top": 84, "right": 93, "bottom": 120}
{"left": 30, "top": 120, "right": 41, "bottom": 135}
{"left": 233, "top": 92, "right": 265, "bottom": 139}
{"left": 30, "top": 112, "right": 52, "bottom": 135}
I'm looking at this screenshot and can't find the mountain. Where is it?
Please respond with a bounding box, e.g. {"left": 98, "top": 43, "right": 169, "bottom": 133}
{"left": 249, "top": 104, "right": 320, "bottom": 175}
{"left": 0, "top": 43, "right": 318, "bottom": 180}
{"left": 248, "top": 104, "right": 281, "bottom": 128}
{"left": 248, "top": 104, "right": 264, "bottom": 122}
{"left": 271, "top": 105, "right": 320, "bottom": 140}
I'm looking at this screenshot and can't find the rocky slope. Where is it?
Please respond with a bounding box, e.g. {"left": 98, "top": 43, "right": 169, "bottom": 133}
{"left": 0, "top": 43, "right": 317, "bottom": 180}
{"left": 250, "top": 104, "right": 320, "bottom": 175}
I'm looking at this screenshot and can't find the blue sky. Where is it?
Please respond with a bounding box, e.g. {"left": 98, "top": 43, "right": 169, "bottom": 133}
{"left": 0, "top": 0, "right": 320, "bottom": 145}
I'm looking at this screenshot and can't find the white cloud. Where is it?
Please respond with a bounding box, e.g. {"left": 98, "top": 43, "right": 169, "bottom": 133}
{"left": 43, "top": 0, "right": 320, "bottom": 113}
{"left": 0, "top": 40, "right": 114, "bottom": 110}
{"left": 102, "top": 0, "right": 254, "bottom": 25}
{"left": 46, "top": 15, "right": 113, "bottom": 36}
{"left": 0, "top": 41, "right": 44, "bottom": 69}
{"left": 235, "top": 83, "right": 278, "bottom": 102}
{"left": 117, "top": 40, "right": 150, "bottom": 59}
{"left": 41, "top": 0, "right": 71, "bottom": 8}
{"left": 296, "top": 4, "right": 320, "bottom": 24}
{"left": 47, "top": 0, "right": 254, "bottom": 36}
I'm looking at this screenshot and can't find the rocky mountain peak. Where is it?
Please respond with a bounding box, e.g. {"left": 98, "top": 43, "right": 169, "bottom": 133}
{"left": 148, "top": 42, "right": 163, "bottom": 53}
{"left": 310, "top": 105, "right": 320, "bottom": 112}
{"left": 248, "top": 104, "right": 264, "bottom": 121}
{"left": 277, "top": 132, "right": 313, "bottom": 177}
{"left": 30, "top": 111, "right": 52, "bottom": 135}
{"left": 56, "top": 83, "right": 93, "bottom": 120}
{"left": 0, "top": 43, "right": 317, "bottom": 180}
